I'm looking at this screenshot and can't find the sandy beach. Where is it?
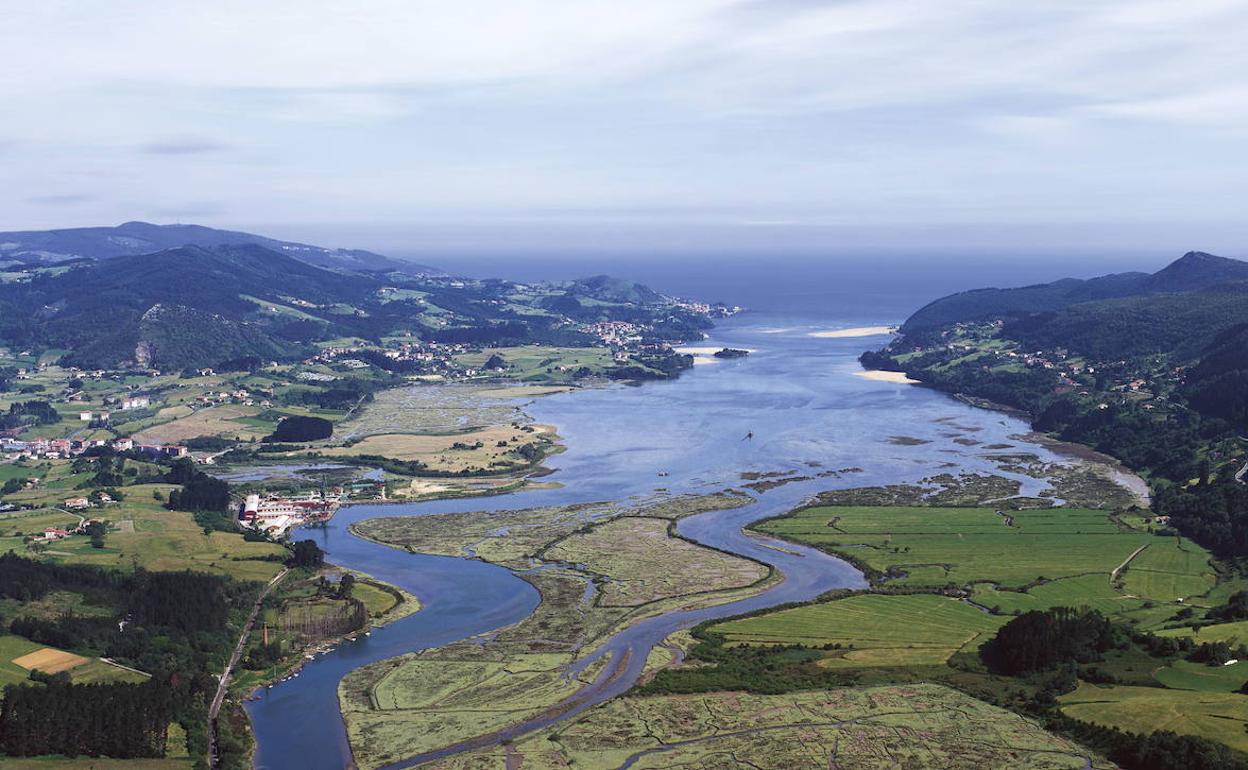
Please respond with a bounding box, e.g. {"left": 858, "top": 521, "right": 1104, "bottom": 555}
{"left": 854, "top": 369, "right": 920, "bottom": 384}
{"left": 809, "top": 326, "right": 897, "bottom": 338}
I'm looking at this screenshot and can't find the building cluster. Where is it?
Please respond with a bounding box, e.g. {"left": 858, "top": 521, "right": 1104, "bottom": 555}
{"left": 34, "top": 515, "right": 110, "bottom": 542}
{"left": 193, "top": 388, "right": 271, "bottom": 408}
{"left": 582, "top": 321, "right": 642, "bottom": 347}
{"left": 1, "top": 436, "right": 187, "bottom": 461}
{"left": 238, "top": 492, "right": 340, "bottom": 537}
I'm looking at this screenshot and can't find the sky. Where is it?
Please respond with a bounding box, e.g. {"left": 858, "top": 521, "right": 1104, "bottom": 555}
{"left": 4, "top": 1, "right": 1248, "bottom": 260}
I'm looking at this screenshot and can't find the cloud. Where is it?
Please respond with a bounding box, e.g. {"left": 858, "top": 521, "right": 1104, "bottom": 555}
{"left": 27, "top": 194, "right": 93, "bottom": 206}
{"left": 140, "top": 138, "right": 229, "bottom": 155}
{"left": 1, "top": 1, "right": 1248, "bottom": 238}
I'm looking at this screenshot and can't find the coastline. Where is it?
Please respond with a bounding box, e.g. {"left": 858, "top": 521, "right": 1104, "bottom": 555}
{"left": 240, "top": 569, "right": 423, "bottom": 694}
{"left": 872, "top": 370, "right": 1152, "bottom": 509}
{"left": 809, "top": 325, "right": 897, "bottom": 338}
{"left": 854, "top": 369, "right": 919, "bottom": 384}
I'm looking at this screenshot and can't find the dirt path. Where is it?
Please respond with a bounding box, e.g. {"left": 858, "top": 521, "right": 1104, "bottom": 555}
{"left": 209, "top": 567, "right": 288, "bottom": 768}
{"left": 1110, "top": 544, "right": 1149, "bottom": 585}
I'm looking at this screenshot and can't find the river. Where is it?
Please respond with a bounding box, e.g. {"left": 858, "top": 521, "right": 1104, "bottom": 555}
{"left": 247, "top": 310, "right": 1075, "bottom": 769}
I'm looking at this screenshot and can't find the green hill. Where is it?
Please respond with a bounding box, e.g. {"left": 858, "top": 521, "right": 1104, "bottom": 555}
{"left": 866, "top": 250, "right": 1248, "bottom": 561}
{"left": 0, "top": 220, "right": 440, "bottom": 276}
{"left": 902, "top": 251, "right": 1248, "bottom": 334}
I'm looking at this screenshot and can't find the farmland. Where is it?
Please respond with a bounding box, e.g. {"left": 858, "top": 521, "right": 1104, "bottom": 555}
{"left": 317, "top": 423, "right": 557, "bottom": 474}
{"left": 453, "top": 345, "right": 618, "bottom": 382}
{"left": 752, "top": 504, "right": 1220, "bottom": 625}
{"left": 0, "top": 634, "right": 147, "bottom": 689}
{"left": 427, "top": 683, "right": 1114, "bottom": 770}
{"left": 1061, "top": 680, "right": 1248, "bottom": 753}
{"left": 0, "top": 477, "right": 287, "bottom": 581}
{"left": 713, "top": 593, "right": 1006, "bottom": 668}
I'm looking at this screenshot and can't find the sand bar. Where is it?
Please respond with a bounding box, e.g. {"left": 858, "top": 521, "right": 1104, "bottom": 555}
{"left": 854, "top": 370, "right": 920, "bottom": 384}
{"left": 809, "top": 326, "right": 897, "bottom": 338}
{"left": 674, "top": 346, "right": 757, "bottom": 355}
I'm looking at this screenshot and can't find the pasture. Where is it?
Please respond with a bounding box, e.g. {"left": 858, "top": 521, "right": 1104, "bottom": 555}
{"left": 453, "top": 345, "right": 616, "bottom": 382}
{"left": 26, "top": 484, "right": 287, "bottom": 581}
{"left": 712, "top": 593, "right": 1005, "bottom": 667}
{"left": 318, "top": 423, "right": 556, "bottom": 474}
{"left": 1157, "top": 620, "right": 1248, "bottom": 645}
{"left": 0, "top": 634, "right": 146, "bottom": 688}
{"left": 1154, "top": 659, "right": 1248, "bottom": 693}
{"left": 755, "top": 505, "right": 1219, "bottom": 620}
{"left": 132, "top": 405, "right": 267, "bottom": 444}
{"left": 1061, "top": 681, "right": 1248, "bottom": 752}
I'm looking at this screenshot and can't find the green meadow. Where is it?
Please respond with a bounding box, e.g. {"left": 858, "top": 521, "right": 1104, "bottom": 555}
{"left": 753, "top": 505, "right": 1219, "bottom": 626}
{"left": 714, "top": 593, "right": 1006, "bottom": 668}
{"left": 1061, "top": 681, "right": 1248, "bottom": 753}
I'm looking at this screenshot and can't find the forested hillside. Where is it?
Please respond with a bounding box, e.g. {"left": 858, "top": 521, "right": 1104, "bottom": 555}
{"left": 0, "top": 235, "right": 714, "bottom": 371}
{"left": 864, "top": 251, "right": 1248, "bottom": 559}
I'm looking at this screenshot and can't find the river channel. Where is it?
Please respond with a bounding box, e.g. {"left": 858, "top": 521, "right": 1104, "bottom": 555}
{"left": 247, "top": 311, "right": 1075, "bottom": 769}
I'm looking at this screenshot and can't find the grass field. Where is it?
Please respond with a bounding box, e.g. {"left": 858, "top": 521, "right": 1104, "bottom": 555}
{"left": 132, "top": 405, "right": 267, "bottom": 444}
{"left": 0, "top": 484, "right": 287, "bottom": 582}
{"left": 1154, "top": 659, "right": 1248, "bottom": 692}
{"left": 0, "top": 634, "right": 146, "bottom": 688}
{"left": 354, "top": 580, "right": 400, "bottom": 617}
{"left": 1061, "top": 680, "right": 1248, "bottom": 752}
{"left": 971, "top": 573, "right": 1146, "bottom": 617}
{"left": 756, "top": 505, "right": 1169, "bottom": 589}
{"left": 1119, "top": 539, "right": 1218, "bottom": 601}
{"left": 754, "top": 505, "right": 1219, "bottom": 625}
{"left": 543, "top": 516, "right": 768, "bottom": 607}
{"left": 0, "top": 509, "right": 83, "bottom": 538}
{"left": 1157, "top": 620, "right": 1248, "bottom": 645}
{"left": 712, "top": 593, "right": 1006, "bottom": 667}
{"left": 429, "top": 683, "right": 1113, "bottom": 770}
{"left": 319, "top": 423, "right": 556, "bottom": 474}
{"left": 453, "top": 345, "right": 617, "bottom": 382}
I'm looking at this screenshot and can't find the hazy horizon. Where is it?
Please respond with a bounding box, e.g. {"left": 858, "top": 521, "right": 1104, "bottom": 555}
{"left": 6, "top": 1, "right": 1248, "bottom": 255}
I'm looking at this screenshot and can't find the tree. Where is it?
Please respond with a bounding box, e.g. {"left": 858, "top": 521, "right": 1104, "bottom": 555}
{"left": 265, "top": 416, "right": 333, "bottom": 443}
{"left": 336, "top": 573, "right": 355, "bottom": 600}
{"left": 84, "top": 520, "right": 108, "bottom": 549}
{"left": 980, "top": 607, "right": 1123, "bottom": 675}
{"left": 288, "top": 540, "right": 324, "bottom": 569}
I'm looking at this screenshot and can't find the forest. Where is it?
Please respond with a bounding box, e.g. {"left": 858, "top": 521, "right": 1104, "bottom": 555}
{"left": 0, "top": 677, "right": 191, "bottom": 758}
{"left": 0, "top": 555, "right": 259, "bottom": 764}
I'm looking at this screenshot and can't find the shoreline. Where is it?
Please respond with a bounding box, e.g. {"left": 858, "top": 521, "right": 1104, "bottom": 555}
{"left": 903, "top": 382, "right": 1152, "bottom": 508}
{"left": 236, "top": 567, "right": 421, "bottom": 704}
{"left": 854, "top": 369, "right": 920, "bottom": 384}
{"left": 809, "top": 326, "right": 897, "bottom": 338}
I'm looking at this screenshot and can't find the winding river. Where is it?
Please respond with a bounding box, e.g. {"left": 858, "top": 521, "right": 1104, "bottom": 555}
{"left": 247, "top": 312, "right": 1072, "bottom": 769}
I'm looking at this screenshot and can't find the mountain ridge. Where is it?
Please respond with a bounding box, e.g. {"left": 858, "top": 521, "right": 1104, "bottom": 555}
{"left": 902, "top": 250, "right": 1248, "bottom": 333}
{"left": 0, "top": 220, "right": 441, "bottom": 276}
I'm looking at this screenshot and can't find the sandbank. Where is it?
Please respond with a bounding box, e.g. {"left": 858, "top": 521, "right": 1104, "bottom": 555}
{"left": 809, "top": 326, "right": 897, "bottom": 338}
{"left": 854, "top": 369, "right": 920, "bottom": 384}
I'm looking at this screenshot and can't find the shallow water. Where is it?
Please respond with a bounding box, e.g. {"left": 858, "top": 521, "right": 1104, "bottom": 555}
{"left": 247, "top": 311, "right": 1076, "bottom": 769}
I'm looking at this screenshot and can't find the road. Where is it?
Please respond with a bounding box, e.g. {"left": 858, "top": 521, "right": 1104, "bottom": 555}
{"left": 208, "top": 567, "right": 289, "bottom": 768}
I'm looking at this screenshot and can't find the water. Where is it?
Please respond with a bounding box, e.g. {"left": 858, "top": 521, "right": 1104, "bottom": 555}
{"left": 247, "top": 303, "right": 1075, "bottom": 769}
